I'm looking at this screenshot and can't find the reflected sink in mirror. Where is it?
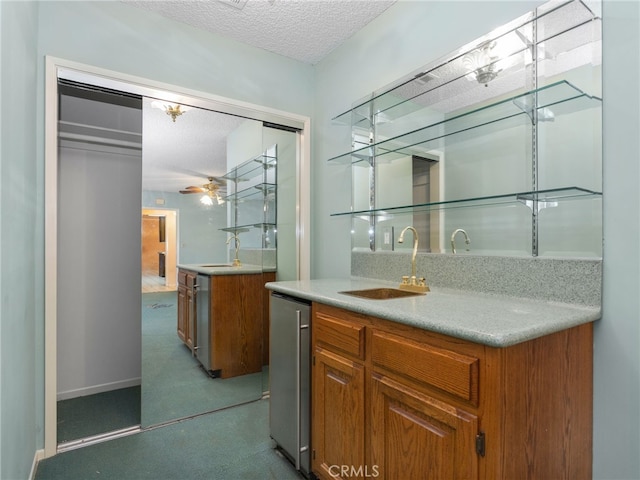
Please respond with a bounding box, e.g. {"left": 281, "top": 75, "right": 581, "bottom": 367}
{"left": 339, "top": 288, "right": 425, "bottom": 300}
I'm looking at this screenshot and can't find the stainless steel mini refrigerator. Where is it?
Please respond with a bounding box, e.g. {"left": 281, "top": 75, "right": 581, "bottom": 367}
{"left": 269, "top": 292, "right": 311, "bottom": 477}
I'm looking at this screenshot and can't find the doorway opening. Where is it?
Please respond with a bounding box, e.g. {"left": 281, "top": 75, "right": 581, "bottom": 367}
{"left": 45, "top": 57, "right": 310, "bottom": 457}
{"left": 142, "top": 209, "right": 177, "bottom": 293}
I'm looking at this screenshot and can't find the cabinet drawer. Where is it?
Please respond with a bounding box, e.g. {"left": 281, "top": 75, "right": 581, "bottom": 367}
{"left": 314, "top": 310, "right": 365, "bottom": 360}
{"left": 371, "top": 330, "right": 479, "bottom": 405}
{"left": 178, "top": 271, "right": 187, "bottom": 286}
{"left": 185, "top": 273, "right": 197, "bottom": 288}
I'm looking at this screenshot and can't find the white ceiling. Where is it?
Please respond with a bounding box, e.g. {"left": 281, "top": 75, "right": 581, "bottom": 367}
{"left": 124, "top": 0, "right": 397, "bottom": 65}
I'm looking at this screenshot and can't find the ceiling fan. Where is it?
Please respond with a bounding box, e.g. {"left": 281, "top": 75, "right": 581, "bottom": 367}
{"left": 179, "top": 176, "right": 225, "bottom": 205}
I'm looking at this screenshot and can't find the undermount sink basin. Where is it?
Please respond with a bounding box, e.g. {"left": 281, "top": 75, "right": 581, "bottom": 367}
{"left": 199, "top": 264, "right": 234, "bottom": 268}
{"left": 339, "top": 288, "right": 425, "bottom": 300}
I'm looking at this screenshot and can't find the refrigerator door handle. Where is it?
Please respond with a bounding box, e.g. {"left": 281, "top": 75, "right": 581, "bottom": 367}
{"left": 296, "top": 310, "right": 309, "bottom": 471}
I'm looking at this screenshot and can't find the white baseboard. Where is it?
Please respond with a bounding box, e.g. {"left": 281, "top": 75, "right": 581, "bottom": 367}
{"left": 57, "top": 377, "right": 141, "bottom": 401}
{"left": 30, "top": 449, "right": 45, "bottom": 480}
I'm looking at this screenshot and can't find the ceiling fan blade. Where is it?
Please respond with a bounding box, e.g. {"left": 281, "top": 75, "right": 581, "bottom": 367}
{"left": 179, "top": 188, "right": 204, "bottom": 194}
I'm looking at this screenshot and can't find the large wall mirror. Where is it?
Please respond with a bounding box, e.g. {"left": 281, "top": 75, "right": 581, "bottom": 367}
{"left": 344, "top": 0, "right": 602, "bottom": 258}
{"left": 51, "top": 62, "right": 305, "bottom": 450}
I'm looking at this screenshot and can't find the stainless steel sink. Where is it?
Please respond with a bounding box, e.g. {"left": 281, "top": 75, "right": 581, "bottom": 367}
{"left": 339, "top": 288, "right": 425, "bottom": 300}
{"left": 199, "top": 264, "right": 234, "bottom": 268}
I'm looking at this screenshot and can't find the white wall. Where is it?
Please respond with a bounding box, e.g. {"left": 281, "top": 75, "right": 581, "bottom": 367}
{"left": 57, "top": 140, "right": 142, "bottom": 398}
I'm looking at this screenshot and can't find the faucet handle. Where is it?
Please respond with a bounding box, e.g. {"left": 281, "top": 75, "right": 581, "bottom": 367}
{"left": 401, "top": 275, "right": 410, "bottom": 285}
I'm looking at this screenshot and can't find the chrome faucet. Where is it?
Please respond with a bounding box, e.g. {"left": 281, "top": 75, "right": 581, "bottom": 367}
{"left": 227, "top": 234, "right": 242, "bottom": 267}
{"left": 398, "top": 226, "right": 429, "bottom": 293}
{"left": 450, "top": 228, "right": 471, "bottom": 254}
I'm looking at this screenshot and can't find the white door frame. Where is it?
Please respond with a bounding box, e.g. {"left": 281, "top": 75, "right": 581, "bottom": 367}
{"left": 44, "top": 56, "right": 311, "bottom": 457}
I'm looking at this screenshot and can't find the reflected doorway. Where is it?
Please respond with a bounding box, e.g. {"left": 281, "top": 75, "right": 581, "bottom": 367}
{"left": 142, "top": 209, "right": 177, "bottom": 293}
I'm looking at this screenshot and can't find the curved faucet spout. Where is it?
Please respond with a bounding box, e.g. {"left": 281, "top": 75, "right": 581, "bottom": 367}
{"left": 450, "top": 228, "right": 471, "bottom": 254}
{"left": 398, "top": 226, "right": 419, "bottom": 278}
{"left": 227, "top": 234, "right": 241, "bottom": 266}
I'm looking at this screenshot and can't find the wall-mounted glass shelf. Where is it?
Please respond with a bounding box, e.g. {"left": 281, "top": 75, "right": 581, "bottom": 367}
{"left": 331, "top": 0, "right": 599, "bottom": 128}
{"left": 328, "top": 81, "right": 601, "bottom": 165}
{"left": 221, "top": 154, "right": 276, "bottom": 182}
{"left": 224, "top": 183, "right": 276, "bottom": 202}
{"left": 330, "top": 186, "right": 601, "bottom": 217}
{"left": 221, "top": 223, "right": 276, "bottom": 233}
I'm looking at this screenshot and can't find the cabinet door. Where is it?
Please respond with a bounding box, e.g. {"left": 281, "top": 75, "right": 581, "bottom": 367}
{"left": 313, "top": 346, "right": 365, "bottom": 480}
{"left": 177, "top": 285, "right": 187, "bottom": 343}
{"left": 186, "top": 286, "right": 195, "bottom": 351}
{"left": 371, "top": 373, "right": 478, "bottom": 480}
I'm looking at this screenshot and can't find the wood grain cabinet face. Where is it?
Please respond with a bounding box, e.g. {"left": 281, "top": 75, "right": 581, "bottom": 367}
{"left": 310, "top": 303, "right": 593, "bottom": 480}
{"left": 177, "top": 270, "right": 196, "bottom": 351}
{"left": 176, "top": 269, "right": 274, "bottom": 379}
{"left": 313, "top": 347, "right": 366, "bottom": 480}
{"left": 370, "top": 373, "right": 478, "bottom": 480}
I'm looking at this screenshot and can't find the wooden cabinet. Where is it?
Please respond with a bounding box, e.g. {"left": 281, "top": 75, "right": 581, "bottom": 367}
{"left": 311, "top": 303, "right": 593, "bottom": 480}
{"left": 177, "top": 269, "right": 196, "bottom": 351}
{"left": 312, "top": 308, "right": 366, "bottom": 480}
{"left": 178, "top": 268, "right": 275, "bottom": 379}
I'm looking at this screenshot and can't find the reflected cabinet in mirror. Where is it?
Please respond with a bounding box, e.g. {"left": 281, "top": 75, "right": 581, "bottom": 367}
{"left": 331, "top": 0, "right": 602, "bottom": 258}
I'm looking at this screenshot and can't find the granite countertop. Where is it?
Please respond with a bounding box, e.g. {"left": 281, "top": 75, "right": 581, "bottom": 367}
{"left": 265, "top": 277, "right": 601, "bottom": 348}
{"left": 178, "top": 263, "right": 271, "bottom": 275}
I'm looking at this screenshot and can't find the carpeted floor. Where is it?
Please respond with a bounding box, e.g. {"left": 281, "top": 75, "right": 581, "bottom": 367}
{"left": 141, "top": 291, "right": 264, "bottom": 427}
{"left": 57, "top": 291, "right": 265, "bottom": 441}
{"left": 57, "top": 386, "right": 141, "bottom": 443}
{"left": 37, "top": 398, "right": 305, "bottom": 480}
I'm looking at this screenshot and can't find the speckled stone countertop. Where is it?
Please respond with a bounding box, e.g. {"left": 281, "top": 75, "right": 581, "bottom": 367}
{"left": 178, "top": 263, "right": 272, "bottom": 275}
{"left": 265, "top": 277, "right": 601, "bottom": 348}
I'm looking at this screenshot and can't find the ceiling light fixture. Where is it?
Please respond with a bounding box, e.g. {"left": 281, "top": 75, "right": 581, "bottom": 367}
{"left": 462, "top": 40, "right": 503, "bottom": 87}
{"left": 151, "top": 100, "right": 190, "bottom": 122}
{"left": 200, "top": 194, "right": 214, "bottom": 206}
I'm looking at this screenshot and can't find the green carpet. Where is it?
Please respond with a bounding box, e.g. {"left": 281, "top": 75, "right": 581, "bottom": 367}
{"left": 57, "top": 291, "right": 264, "bottom": 444}
{"left": 37, "top": 399, "right": 305, "bottom": 480}
{"left": 57, "top": 386, "right": 140, "bottom": 443}
{"left": 141, "top": 291, "right": 264, "bottom": 427}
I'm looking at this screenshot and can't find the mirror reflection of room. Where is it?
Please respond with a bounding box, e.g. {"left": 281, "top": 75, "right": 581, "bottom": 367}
{"left": 56, "top": 78, "right": 299, "bottom": 446}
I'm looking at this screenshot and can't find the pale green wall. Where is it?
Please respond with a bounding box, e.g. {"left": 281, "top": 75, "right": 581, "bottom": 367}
{"left": 2, "top": 1, "right": 313, "bottom": 479}
{"left": 596, "top": 1, "right": 640, "bottom": 477}
{"left": 0, "top": 1, "right": 40, "bottom": 478}
{"left": 1, "top": 1, "right": 639, "bottom": 479}
{"left": 313, "top": 1, "right": 543, "bottom": 279}
{"left": 314, "top": 1, "right": 639, "bottom": 479}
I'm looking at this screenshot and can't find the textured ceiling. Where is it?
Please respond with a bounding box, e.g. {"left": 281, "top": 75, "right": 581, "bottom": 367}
{"left": 124, "top": 0, "right": 397, "bottom": 65}
{"left": 142, "top": 100, "right": 248, "bottom": 194}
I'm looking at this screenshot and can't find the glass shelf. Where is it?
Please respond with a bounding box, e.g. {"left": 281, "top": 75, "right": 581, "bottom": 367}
{"left": 221, "top": 223, "right": 276, "bottom": 233}
{"left": 331, "top": 0, "right": 599, "bottom": 127}
{"left": 330, "top": 187, "right": 601, "bottom": 217}
{"left": 221, "top": 153, "right": 276, "bottom": 182}
{"left": 224, "top": 183, "right": 276, "bottom": 202}
{"left": 328, "top": 81, "right": 601, "bottom": 165}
